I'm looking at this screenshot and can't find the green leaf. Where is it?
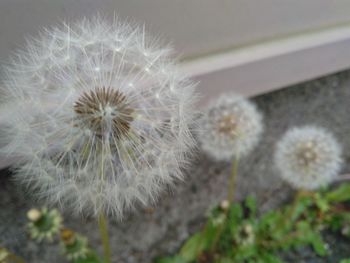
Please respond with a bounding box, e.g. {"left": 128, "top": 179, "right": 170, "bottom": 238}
{"left": 290, "top": 196, "right": 312, "bottom": 221}
{"left": 234, "top": 244, "right": 258, "bottom": 260}
{"left": 245, "top": 196, "right": 257, "bottom": 218}
{"left": 310, "top": 234, "right": 327, "bottom": 256}
{"left": 216, "top": 257, "right": 234, "bottom": 263}
{"left": 326, "top": 184, "right": 350, "bottom": 203}
{"left": 179, "top": 232, "right": 205, "bottom": 261}
{"left": 228, "top": 203, "right": 243, "bottom": 223}
{"left": 259, "top": 252, "right": 284, "bottom": 263}
{"left": 258, "top": 210, "right": 284, "bottom": 240}
{"left": 339, "top": 259, "right": 350, "bottom": 263}
{"left": 154, "top": 256, "right": 187, "bottom": 263}
{"left": 314, "top": 193, "right": 329, "bottom": 213}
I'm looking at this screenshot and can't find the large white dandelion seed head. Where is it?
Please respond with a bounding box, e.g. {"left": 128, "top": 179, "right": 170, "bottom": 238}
{"left": 0, "top": 16, "right": 197, "bottom": 218}
{"left": 274, "top": 126, "right": 342, "bottom": 190}
{"left": 198, "top": 93, "right": 263, "bottom": 161}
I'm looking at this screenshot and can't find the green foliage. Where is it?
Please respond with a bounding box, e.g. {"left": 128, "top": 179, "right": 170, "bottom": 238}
{"left": 326, "top": 184, "right": 350, "bottom": 203}
{"left": 179, "top": 233, "right": 205, "bottom": 261}
{"left": 156, "top": 184, "right": 350, "bottom": 263}
{"left": 155, "top": 256, "right": 187, "bottom": 263}
{"left": 23, "top": 184, "right": 350, "bottom": 263}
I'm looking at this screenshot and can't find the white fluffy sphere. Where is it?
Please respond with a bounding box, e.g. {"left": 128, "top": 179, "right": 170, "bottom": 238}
{"left": 0, "top": 17, "right": 197, "bottom": 217}
{"left": 274, "top": 126, "right": 342, "bottom": 190}
{"left": 198, "top": 93, "right": 263, "bottom": 161}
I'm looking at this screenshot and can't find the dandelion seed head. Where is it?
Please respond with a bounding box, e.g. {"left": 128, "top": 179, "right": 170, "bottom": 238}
{"left": 1, "top": 16, "right": 197, "bottom": 218}
{"left": 73, "top": 87, "right": 134, "bottom": 139}
{"left": 198, "top": 93, "right": 263, "bottom": 161}
{"left": 274, "top": 126, "right": 342, "bottom": 190}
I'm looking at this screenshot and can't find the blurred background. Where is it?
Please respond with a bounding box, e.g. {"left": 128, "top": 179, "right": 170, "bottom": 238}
{"left": 2, "top": 0, "right": 350, "bottom": 104}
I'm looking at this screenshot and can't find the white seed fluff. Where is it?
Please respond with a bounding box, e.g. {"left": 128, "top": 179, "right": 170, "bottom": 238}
{"left": 198, "top": 93, "right": 263, "bottom": 161}
{"left": 274, "top": 126, "right": 342, "bottom": 190}
{"left": 0, "top": 17, "right": 197, "bottom": 218}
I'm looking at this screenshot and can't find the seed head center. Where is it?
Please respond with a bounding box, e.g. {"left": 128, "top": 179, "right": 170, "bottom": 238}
{"left": 297, "top": 141, "right": 318, "bottom": 167}
{"left": 74, "top": 87, "right": 134, "bottom": 139}
{"left": 218, "top": 114, "right": 238, "bottom": 137}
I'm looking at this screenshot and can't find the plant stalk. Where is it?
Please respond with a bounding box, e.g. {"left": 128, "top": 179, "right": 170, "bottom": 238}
{"left": 210, "top": 156, "right": 239, "bottom": 252}
{"left": 97, "top": 142, "right": 112, "bottom": 263}
{"left": 275, "top": 190, "right": 307, "bottom": 236}
{"left": 98, "top": 213, "right": 111, "bottom": 263}
{"left": 227, "top": 156, "right": 239, "bottom": 203}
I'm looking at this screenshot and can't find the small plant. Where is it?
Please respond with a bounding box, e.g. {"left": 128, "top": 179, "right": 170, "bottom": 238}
{"left": 155, "top": 183, "right": 350, "bottom": 263}
{"left": 26, "top": 208, "right": 103, "bottom": 263}
{"left": 27, "top": 208, "right": 62, "bottom": 242}
{"left": 60, "top": 228, "right": 101, "bottom": 262}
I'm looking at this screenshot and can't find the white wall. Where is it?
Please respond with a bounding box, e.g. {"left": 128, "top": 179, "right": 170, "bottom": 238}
{"left": 1, "top": 0, "right": 350, "bottom": 105}
{"left": 1, "top": 0, "right": 350, "bottom": 62}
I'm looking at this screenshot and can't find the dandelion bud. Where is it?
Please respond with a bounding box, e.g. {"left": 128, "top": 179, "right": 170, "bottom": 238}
{"left": 61, "top": 232, "right": 90, "bottom": 261}
{"left": 27, "top": 208, "right": 42, "bottom": 222}
{"left": 27, "top": 208, "right": 62, "bottom": 242}
{"left": 220, "top": 200, "right": 230, "bottom": 211}
{"left": 60, "top": 228, "right": 76, "bottom": 246}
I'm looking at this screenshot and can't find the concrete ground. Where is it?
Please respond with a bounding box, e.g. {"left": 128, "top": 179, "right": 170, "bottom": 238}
{"left": 1, "top": 70, "right": 350, "bottom": 263}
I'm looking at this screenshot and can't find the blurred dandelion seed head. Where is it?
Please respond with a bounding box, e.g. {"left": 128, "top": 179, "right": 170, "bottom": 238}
{"left": 274, "top": 126, "right": 342, "bottom": 190}
{"left": 199, "top": 93, "right": 263, "bottom": 161}
{"left": 1, "top": 16, "right": 197, "bottom": 218}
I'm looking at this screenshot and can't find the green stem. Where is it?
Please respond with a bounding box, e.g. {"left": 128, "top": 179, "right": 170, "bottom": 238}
{"left": 209, "top": 222, "right": 225, "bottom": 253}
{"left": 98, "top": 213, "right": 111, "bottom": 263}
{"left": 97, "top": 142, "right": 111, "bottom": 263}
{"left": 210, "top": 156, "right": 239, "bottom": 252}
{"left": 227, "top": 156, "right": 239, "bottom": 204}
{"left": 288, "top": 190, "right": 308, "bottom": 221}
{"left": 258, "top": 230, "right": 302, "bottom": 249}
{"left": 274, "top": 190, "right": 305, "bottom": 237}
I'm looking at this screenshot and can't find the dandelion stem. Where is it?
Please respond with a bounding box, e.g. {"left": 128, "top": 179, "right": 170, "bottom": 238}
{"left": 98, "top": 213, "right": 111, "bottom": 263}
{"left": 210, "top": 221, "right": 225, "bottom": 253}
{"left": 275, "top": 190, "right": 306, "bottom": 236}
{"left": 97, "top": 142, "right": 111, "bottom": 263}
{"left": 227, "top": 155, "right": 239, "bottom": 203}
{"left": 210, "top": 155, "right": 240, "bottom": 252}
